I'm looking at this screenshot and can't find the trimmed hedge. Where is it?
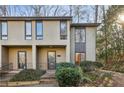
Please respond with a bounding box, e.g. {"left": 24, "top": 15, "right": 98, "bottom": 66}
{"left": 56, "top": 67, "right": 82, "bottom": 87}
{"left": 56, "top": 62, "right": 75, "bottom": 70}
{"left": 80, "top": 61, "right": 103, "bottom": 72}
{"left": 10, "top": 69, "right": 46, "bottom": 81}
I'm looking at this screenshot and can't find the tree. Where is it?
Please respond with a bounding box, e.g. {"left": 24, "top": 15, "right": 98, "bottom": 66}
{"left": 0, "top": 5, "right": 7, "bottom": 16}
{"left": 97, "top": 5, "right": 124, "bottom": 63}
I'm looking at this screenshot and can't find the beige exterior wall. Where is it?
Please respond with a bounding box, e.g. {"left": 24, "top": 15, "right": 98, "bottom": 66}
{"left": 2, "top": 47, "right": 9, "bottom": 66}
{"left": 8, "top": 47, "right": 32, "bottom": 70}
{"left": 1, "top": 21, "right": 71, "bottom": 46}
{"left": 0, "top": 20, "right": 71, "bottom": 69}
{"left": 86, "top": 27, "right": 96, "bottom": 61}
{"left": 38, "top": 47, "right": 66, "bottom": 70}
{"left": 0, "top": 18, "right": 97, "bottom": 69}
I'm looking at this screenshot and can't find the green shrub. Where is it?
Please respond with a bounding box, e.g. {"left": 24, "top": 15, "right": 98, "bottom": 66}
{"left": 103, "top": 61, "right": 124, "bottom": 73}
{"left": 55, "top": 67, "right": 82, "bottom": 87}
{"left": 56, "top": 62, "right": 75, "bottom": 70}
{"left": 10, "top": 69, "right": 46, "bottom": 81}
{"left": 80, "top": 61, "right": 103, "bottom": 72}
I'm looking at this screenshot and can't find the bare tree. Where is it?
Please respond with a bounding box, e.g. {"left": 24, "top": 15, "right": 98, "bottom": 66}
{"left": 95, "top": 5, "right": 98, "bottom": 23}
{"left": 73, "top": 5, "right": 87, "bottom": 23}
{"left": 31, "top": 5, "right": 43, "bottom": 16}
{"left": 0, "top": 5, "right": 7, "bottom": 16}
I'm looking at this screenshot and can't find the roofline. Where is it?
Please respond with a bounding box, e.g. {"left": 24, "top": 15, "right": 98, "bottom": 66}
{"left": 0, "top": 16, "right": 72, "bottom": 21}
{"left": 71, "top": 23, "right": 101, "bottom": 27}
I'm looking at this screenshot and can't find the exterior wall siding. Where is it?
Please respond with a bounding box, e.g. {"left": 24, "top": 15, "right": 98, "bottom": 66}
{"left": 0, "top": 17, "right": 97, "bottom": 70}
{"left": 86, "top": 27, "right": 96, "bottom": 61}
{"left": 1, "top": 21, "right": 70, "bottom": 46}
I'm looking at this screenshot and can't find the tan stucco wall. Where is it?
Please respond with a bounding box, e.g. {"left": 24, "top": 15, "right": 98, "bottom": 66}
{"left": 2, "top": 47, "right": 9, "bottom": 66}
{"left": 38, "top": 47, "right": 66, "bottom": 70}
{"left": 86, "top": 27, "right": 96, "bottom": 61}
{"left": 1, "top": 21, "right": 71, "bottom": 46}
{"left": 8, "top": 47, "right": 32, "bottom": 70}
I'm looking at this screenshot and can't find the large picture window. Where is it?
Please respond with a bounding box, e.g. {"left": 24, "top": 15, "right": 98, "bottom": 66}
{"left": 36, "top": 21, "right": 43, "bottom": 40}
{"left": 60, "top": 21, "right": 67, "bottom": 40}
{"left": 25, "top": 21, "right": 32, "bottom": 40}
{"left": 1, "top": 22, "right": 8, "bottom": 40}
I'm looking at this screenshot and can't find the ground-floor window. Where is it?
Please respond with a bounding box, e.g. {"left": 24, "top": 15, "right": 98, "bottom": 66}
{"left": 75, "top": 53, "right": 85, "bottom": 64}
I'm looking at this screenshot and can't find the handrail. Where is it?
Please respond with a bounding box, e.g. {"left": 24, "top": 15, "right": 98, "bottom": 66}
{"left": 0, "top": 63, "right": 13, "bottom": 71}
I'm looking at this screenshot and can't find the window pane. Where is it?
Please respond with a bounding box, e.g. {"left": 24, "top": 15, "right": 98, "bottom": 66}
{"left": 75, "top": 28, "right": 85, "bottom": 42}
{"left": 26, "top": 36, "right": 31, "bottom": 40}
{"left": 36, "top": 22, "right": 43, "bottom": 35}
{"left": 36, "top": 36, "right": 43, "bottom": 40}
{"left": 2, "top": 36, "right": 7, "bottom": 40}
{"left": 81, "top": 29, "right": 85, "bottom": 42}
{"left": 75, "top": 29, "right": 80, "bottom": 42}
{"left": 2, "top": 22, "right": 7, "bottom": 35}
{"left": 26, "top": 22, "right": 31, "bottom": 35}
{"left": 75, "top": 53, "right": 81, "bottom": 64}
{"left": 60, "top": 21, "right": 67, "bottom": 40}
{"left": 81, "top": 53, "right": 85, "bottom": 61}
{"left": 60, "top": 21, "right": 67, "bottom": 35}
{"left": 75, "top": 53, "right": 85, "bottom": 64}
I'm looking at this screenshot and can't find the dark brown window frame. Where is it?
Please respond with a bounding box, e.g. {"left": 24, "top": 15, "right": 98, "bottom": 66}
{"left": 25, "top": 21, "right": 32, "bottom": 40}
{"left": 35, "top": 21, "right": 43, "bottom": 40}
{"left": 60, "top": 21, "right": 67, "bottom": 40}
{"left": 0, "top": 21, "right": 8, "bottom": 40}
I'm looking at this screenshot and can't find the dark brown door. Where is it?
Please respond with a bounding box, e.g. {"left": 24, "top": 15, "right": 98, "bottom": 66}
{"left": 18, "top": 51, "right": 27, "bottom": 69}
{"left": 48, "top": 51, "right": 56, "bottom": 70}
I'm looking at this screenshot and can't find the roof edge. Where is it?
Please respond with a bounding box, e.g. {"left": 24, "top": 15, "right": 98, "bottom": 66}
{"left": 71, "top": 23, "right": 101, "bottom": 27}
{"left": 0, "top": 16, "right": 72, "bottom": 21}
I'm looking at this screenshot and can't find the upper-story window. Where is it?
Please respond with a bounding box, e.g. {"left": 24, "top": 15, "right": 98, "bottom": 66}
{"left": 25, "top": 21, "right": 32, "bottom": 40}
{"left": 60, "top": 21, "right": 67, "bottom": 40}
{"left": 0, "top": 22, "right": 8, "bottom": 40}
{"left": 36, "top": 21, "right": 43, "bottom": 40}
{"left": 75, "top": 28, "right": 85, "bottom": 43}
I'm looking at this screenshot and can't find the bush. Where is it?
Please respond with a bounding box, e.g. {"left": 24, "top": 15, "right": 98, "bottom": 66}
{"left": 55, "top": 67, "right": 82, "bottom": 87}
{"left": 80, "top": 61, "right": 103, "bottom": 72}
{"left": 103, "top": 61, "right": 124, "bottom": 73}
{"left": 10, "top": 69, "right": 46, "bottom": 81}
{"left": 56, "top": 62, "right": 75, "bottom": 70}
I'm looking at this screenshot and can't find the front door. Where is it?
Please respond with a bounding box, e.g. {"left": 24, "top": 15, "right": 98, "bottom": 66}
{"left": 18, "top": 51, "right": 27, "bottom": 69}
{"left": 48, "top": 51, "right": 56, "bottom": 70}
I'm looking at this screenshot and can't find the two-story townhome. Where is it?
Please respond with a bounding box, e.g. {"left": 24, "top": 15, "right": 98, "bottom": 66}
{"left": 0, "top": 16, "right": 99, "bottom": 70}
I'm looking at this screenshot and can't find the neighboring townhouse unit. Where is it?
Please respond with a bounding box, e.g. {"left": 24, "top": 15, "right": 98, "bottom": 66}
{"left": 0, "top": 16, "right": 99, "bottom": 70}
